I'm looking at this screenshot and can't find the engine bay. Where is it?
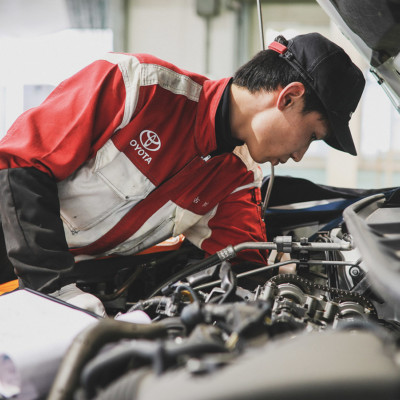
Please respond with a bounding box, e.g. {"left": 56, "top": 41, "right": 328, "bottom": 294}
{"left": 44, "top": 194, "right": 400, "bottom": 400}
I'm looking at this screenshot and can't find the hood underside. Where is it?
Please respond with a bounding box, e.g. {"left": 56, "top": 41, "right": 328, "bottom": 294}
{"left": 317, "top": 0, "right": 400, "bottom": 112}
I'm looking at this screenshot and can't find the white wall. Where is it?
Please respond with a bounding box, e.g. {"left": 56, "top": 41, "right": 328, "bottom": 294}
{"left": 0, "top": 29, "right": 113, "bottom": 135}
{"left": 125, "top": 0, "right": 236, "bottom": 78}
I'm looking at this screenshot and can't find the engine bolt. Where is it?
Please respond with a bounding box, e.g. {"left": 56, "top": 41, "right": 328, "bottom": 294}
{"left": 349, "top": 266, "right": 361, "bottom": 277}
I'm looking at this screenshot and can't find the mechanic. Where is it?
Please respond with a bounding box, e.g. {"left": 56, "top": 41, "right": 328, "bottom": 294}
{"left": 0, "top": 33, "right": 364, "bottom": 315}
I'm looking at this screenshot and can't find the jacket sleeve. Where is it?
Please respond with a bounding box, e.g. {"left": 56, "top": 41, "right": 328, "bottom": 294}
{"left": 0, "top": 57, "right": 128, "bottom": 292}
{"left": 185, "top": 186, "right": 269, "bottom": 265}
{"left": 0, "top": 58, "right": 127, "bottom": 179}
{"left": 0, "top": 167, "right": 75, "bottom": 292}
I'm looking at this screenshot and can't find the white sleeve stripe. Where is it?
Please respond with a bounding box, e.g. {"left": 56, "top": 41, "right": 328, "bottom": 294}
{"left": 100, "top": 54, "right": 202, "bottom": 129}
{"left": 140, "top": 63, "right": 202, "bottom": 102}
{"left": 100, "top": 53, "right": 142, "bottom": 130}
{"left": 231, "top": 182, "right": 259, "bottom": 195}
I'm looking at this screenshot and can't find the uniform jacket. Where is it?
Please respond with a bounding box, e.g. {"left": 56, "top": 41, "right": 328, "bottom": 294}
{"left": 0, "top": 53, "right": 268, "bottom": 292}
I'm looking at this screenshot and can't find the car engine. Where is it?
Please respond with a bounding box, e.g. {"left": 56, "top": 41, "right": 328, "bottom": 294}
{"left": 45, "top": 211, "right": 400, "bottom": 400}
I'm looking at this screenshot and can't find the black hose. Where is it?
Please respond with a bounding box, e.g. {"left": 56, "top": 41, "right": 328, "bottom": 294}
{"left": 97, "top": 247, "right": 195, "bottom": 302}
{"left": 81, "top": 340, "right": 158, "bottom": 398}
{"left": 47, "top": 318, "right": 170, "bottom": 400}
{"left": 94, "top": 368, "right": 151, "bottom": 400}
{"left": 128, "top": 296, "right": 164, "bottom": 312}
{"left": 148, "top": 253, "right": 220, "bottom": 298}
{"left": 174, "top": 284, "right": 200, "bottom": 303}
{"left": 81, "top": 337, "right": 228, "bottom": 397}
{"left": 97, "top": 266, "right": 144, "bottom": 301}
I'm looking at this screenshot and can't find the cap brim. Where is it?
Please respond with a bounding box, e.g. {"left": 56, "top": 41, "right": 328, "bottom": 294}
{"left": 324, "top": 112, "right": 357, "bottom": 156}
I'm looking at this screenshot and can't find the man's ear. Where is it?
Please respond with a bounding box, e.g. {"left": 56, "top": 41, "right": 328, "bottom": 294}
{"left": 277, "top": 82, "right": 305, "bottom": 111}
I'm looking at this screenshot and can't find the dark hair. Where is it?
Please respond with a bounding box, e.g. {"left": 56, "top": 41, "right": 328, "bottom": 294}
{"left": 233, "top": 35, "right": 328, "bottom": 119}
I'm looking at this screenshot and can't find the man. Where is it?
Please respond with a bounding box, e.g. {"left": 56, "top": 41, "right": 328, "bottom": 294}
{"left": 0, "top": 33, "right": 365, "bottom": 315}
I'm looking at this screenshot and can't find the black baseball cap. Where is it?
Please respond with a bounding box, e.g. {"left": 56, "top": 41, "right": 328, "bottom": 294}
{"left": 268, "top": 33, "right": 365, "bottom": 156}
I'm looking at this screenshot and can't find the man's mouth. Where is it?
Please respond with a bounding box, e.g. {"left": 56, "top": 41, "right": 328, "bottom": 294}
{"left": 270, "top": 158, "right": 289, "bottom": 166}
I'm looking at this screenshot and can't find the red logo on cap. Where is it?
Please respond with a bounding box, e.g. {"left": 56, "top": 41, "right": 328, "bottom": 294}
{"left": 268, "top": 41, "right": 287, "bottom": 54}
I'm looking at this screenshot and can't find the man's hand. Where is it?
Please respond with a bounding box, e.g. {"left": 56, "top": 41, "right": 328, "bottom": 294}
{"left": 49, "top": 283, "right": 106, "bottom": 317}
{"left": 268, "top": 250, "right": 297, "bottom": 274}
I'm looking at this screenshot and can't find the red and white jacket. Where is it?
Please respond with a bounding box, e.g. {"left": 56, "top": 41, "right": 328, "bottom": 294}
{"left": 0, "top": 53, "right": 267, "bottom": 290}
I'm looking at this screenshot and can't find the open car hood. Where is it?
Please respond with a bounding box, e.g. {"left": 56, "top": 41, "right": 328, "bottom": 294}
{"left": 317, "top": 0, "right": 400, "bottom": 112}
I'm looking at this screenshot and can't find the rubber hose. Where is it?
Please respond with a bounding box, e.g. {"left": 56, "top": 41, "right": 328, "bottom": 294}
{"left": 94, "top": 368, "right": 151, "bottom": 400}
{"left": 148, "top": 253, "right": 220, "bottom": 298}
{"left": 47, "top": 318, "right": 169, "bottom": 400}
{"left": 83, "top": 337, "right": 228, "bottom": 398}
{"left": 81, "top": 340, "right": 157, "bottom": 399}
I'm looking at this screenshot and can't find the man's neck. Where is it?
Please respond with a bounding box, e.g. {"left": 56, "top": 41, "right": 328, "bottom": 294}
{"left": 211, "top": 80, "right": 243, "bottom": 157}
{"left": 229, "top": 84, "right": 279, "bottom": 144}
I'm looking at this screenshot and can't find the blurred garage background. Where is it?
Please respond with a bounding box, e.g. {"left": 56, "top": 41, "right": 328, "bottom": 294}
{"left": 0, "top": 0, "right": 399, "bottom": 189}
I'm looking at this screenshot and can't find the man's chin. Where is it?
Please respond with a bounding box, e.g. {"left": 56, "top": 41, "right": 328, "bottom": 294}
{"left": 264, "top": 159, "right": 279, "bottom": 166}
